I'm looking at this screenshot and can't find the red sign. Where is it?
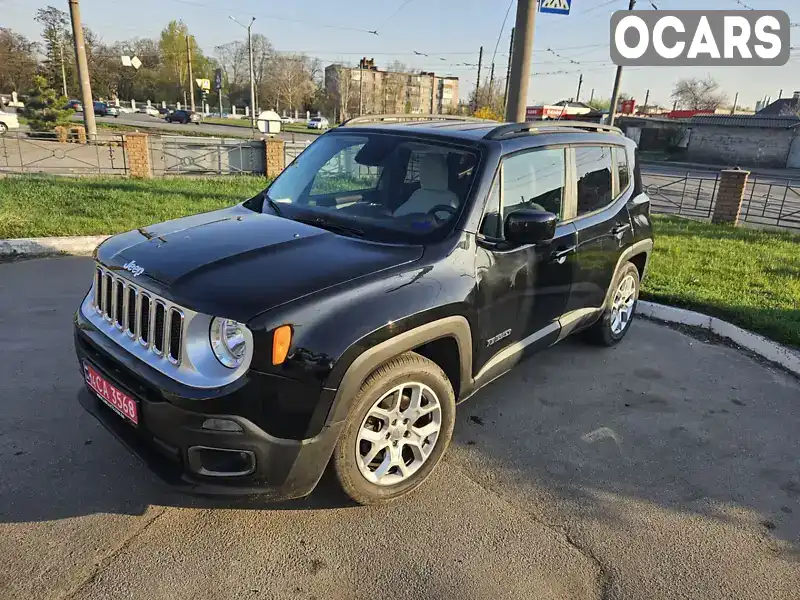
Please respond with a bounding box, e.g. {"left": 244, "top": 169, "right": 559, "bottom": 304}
{"left": 620, "top": 99, "right": 636, "bottom": 114}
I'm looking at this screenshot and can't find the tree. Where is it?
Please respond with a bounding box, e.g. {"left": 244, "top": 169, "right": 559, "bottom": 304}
{"left": 469, "top": 78, "right": 504, "bottom": 116}
{"left": 34, "top": 6, "right": 71, "bottom": 93}
{"left": 21, "top": 76, "right": 73, "bottom": 131}
{"left": 326, "top": 64, "right": 358, "bottom": 121}
{"left": 159, "top": 21, "right": 212, "bottom": 103}
{"left": 586, "top": 98, "right": 611, "bottom": 111}
{"left": 0, "top": 28, "right": 39, "bottom": 92}
{"left": 383, "top": 61, "right": 409, "bottom": 113}
{"left": 671, "top": 77, "right": 728, "bottom": 111}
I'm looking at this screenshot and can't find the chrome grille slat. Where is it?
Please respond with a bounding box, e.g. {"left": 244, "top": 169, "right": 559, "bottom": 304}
{"left": 93, "top": 264, "right": 184, "bottom": 365}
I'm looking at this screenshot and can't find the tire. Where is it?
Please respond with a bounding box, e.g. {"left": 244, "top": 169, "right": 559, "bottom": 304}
{"left": 584, "top": 261, "right": 640, "bottom": 346}
{"left": 0, "top": 123, "right": 7, "bottom": 134}
{"left": 332, "top": 351, "right": 456, "bottom": 505}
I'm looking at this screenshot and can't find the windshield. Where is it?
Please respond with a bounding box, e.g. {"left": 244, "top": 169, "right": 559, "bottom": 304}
{"left": 260, "top": 132, "right": 480, "bottom": 242}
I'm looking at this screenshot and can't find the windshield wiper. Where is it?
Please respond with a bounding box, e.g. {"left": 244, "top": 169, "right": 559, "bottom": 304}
{"left": 257, "top": 192, "right": 284, "bottom": 217}
{"left": 295, "top": 216, "right": 365, "bottom": 238}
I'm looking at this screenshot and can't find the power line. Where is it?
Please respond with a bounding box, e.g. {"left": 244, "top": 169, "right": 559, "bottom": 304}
{"left": 375, "top": 0, "right": 417, "bottom": 33}
{"left": 490, "top": 0, "right": 515, "bottom": 69}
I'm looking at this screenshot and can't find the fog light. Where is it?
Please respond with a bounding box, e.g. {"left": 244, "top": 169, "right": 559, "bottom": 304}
{"left": 201, "top": 418, "right": 243, "bottom": 432}
{"left": 187, "top": 446, "right": 255, "bottom": 477}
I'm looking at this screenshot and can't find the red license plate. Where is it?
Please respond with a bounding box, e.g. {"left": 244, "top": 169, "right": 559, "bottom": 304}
{"left": 84, "top": 363, "right": 139, "bottom": 425}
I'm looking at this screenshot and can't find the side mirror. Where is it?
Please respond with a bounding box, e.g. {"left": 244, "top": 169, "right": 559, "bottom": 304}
{"left": 504, "top": 209, "right": 557, "bottom": 246}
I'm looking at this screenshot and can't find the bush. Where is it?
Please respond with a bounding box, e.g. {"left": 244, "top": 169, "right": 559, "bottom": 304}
{"left": 473, "top": 106, "right": 503, "bottom": 121}
{"left": 21, "top": 76, "right": 73, "bottom": 132}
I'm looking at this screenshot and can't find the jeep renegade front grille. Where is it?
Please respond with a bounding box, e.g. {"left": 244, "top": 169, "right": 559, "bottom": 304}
{"left": 93, "top": 264, "right": 184, "bottom": 365}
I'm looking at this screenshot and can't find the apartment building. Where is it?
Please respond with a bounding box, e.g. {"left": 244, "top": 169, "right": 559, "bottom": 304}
{"left": 324, "top": 59, "right": 459, "bottom": 120}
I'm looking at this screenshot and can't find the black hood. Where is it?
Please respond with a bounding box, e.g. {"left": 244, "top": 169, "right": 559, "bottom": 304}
{"left": 96, "top": 205, "right": 423, "bottom": 322}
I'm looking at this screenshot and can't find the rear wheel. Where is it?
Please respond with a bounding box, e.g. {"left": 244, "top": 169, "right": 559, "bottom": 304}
{"left": 585, "top": 261, "right": 640, "bottom": 346}
{"left": 332, "top": 352, "right": 455, "bottom": 505}
{"left": 0, "top": 123, "right": 7, "bottom": 134}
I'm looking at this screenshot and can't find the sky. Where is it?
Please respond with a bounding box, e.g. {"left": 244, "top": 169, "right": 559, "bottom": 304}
{"left": 3, "top": 0, "right": 800, "bottom": 109}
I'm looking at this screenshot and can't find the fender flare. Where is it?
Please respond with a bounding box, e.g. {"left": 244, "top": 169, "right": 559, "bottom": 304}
{"left": 326, "top": 315, "right": 473, "bottom": 425}
{"left": 601, "top": 238, "right": 654, "bottom": 310}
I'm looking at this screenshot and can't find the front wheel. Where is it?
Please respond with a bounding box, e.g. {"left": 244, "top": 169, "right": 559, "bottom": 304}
{"left": 332, "top": 352, "right": 455, "bottom": 505}
{"left": 0, "top": 123, "right": 7, "bottom": 134}
{"left": 584, "top": 261, "right": 640, "bottom": 346}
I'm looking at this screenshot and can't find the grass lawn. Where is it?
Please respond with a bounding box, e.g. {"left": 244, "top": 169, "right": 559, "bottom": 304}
{"left": 1, "top": 177, "right": 798, "bottom": 347}
{"left": 0, "top": 175, "right": 268, "bottom": 239}
{"left": 643, "top": 215, "right": 800, "bottom": 348}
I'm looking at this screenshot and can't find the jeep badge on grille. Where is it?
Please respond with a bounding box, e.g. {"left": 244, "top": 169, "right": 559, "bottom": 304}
{"left": 123, "top": 260, "right": 145, "bottom": 277}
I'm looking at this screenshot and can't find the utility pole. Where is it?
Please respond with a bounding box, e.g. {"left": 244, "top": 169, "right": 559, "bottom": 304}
{"left": 505, "top": 0, "right": 535, "bottom": 123}
{"left": 474, "top": 46, "right": 483, "bottom": 111}
{"left": 489, "top": 63, "right": 495, "bottom": 106}
{"left": 609, "top": 0, "right": 636, "bottom": 126}
{"left": 186, "top": 35, "right": 196, "bottom": 113}
{"left": 575, "top": 74, "right": 583, "bottom": 103}
{"left": 67, "top": 0, "right": 96, "bottom": 139}
{"left": 230, "top": 16, "right": 256, "bottom": 133}
{"left": 358, "top": 60, "right": 364, "bottom": 116}
{"left": 590, "top": 88, "right": 595, "bottom": 103}
{"left": 503, "top": 27, "right": 515, "bottom": 113}
{"left": 778, "top": 88, "right": 783, "bottom": 99}
{"left": 731, "top": 92, "right": 739, "bottom": 115}
{"left": 58, "top": 41, "right": 68, "bottom": 98}
{"left": 431, "top": 73, "right": 436, "bottom": 114}
{"left": 644, "top": 89, "right": 650, "bottom": 110}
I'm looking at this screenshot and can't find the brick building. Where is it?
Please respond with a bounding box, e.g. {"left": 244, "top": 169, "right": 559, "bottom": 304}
{"left": 324, "top": 60, "right": 459, "bottom": 121}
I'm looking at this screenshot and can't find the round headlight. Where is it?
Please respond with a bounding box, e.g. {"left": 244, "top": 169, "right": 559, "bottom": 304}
{"left": 209, "top": 317, "right": 249, "bottom": 368}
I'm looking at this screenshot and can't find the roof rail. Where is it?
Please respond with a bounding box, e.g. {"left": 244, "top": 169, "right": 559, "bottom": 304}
{"left": 484, "top": 121, "right": 623, "bottom": 140}
{"left": 341, "top": 114, "right": 496, "bottom": 127}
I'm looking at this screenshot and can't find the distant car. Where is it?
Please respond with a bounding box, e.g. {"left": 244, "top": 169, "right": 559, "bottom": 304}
{"left": 138, "top": 105, "right": 160, "bottom": 117}
{"left": 165, "top": 109, "right": 201, "bottom": 124}
{"left": 65, "top": 99, "right": 83, "bottom": 112}
{"left": 158, "top": 106, "right": 170, "bottom": 115}
{"left": 0, "top": 109, "right": 19, "bottom": 133}
{"left": 93, "top": 102, "right": 119, "bottom": 117}
{"left": 307, "top": 116, "right": 329, "bottom": 130}
{"left": 280, "top": 116, "right": 295, "bottom": 124}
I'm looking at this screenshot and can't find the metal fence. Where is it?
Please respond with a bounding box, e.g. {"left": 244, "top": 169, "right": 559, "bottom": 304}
{"left": 0, "top": 131, "right": 312, "bottom": 178}
{"left": 0, "top": 131, "right": 128, "bottom": 175}
{"left": 642, "top": 172, "right": 719, "bottom": 219}
{"left": 741, "top": 176, "right": 800, "bottom": 230}
{"left": 645, "top": 170, "right": 800, "bottom": 231}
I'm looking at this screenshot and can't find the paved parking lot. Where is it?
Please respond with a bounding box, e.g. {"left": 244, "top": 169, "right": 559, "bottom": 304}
{"left": 1, "top": 256, "right": 798, "bottom": 600}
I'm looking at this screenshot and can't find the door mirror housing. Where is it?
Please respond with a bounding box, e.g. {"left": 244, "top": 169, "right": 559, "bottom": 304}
{"left": 504, "top": 209, "right": 558, "bottom": 246}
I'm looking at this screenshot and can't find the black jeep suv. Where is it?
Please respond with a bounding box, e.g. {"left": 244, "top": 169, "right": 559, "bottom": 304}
{"left": 74, "top": 116, "right": 653, "bottom": 505}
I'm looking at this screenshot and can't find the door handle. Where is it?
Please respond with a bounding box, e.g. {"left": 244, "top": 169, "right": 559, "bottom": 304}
{"left": 550, "top": 246, "right": 576, "bottom": 264}
{"left": 611, "top": 223, "right": 632, "bottom": 238}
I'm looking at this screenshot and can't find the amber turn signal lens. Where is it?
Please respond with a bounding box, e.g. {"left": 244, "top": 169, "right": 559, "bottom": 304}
{"left": 272, "top": 325, "right": 292, "bottom": 365}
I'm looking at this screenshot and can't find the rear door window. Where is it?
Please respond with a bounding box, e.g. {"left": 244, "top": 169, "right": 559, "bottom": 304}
{"left": 575, "top": 146, "right": 614, "bottom": 217}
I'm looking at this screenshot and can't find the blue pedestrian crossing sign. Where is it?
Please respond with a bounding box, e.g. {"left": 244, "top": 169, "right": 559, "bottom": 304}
{"left": 539, "top": 0, "right": 571, "bottom": 15}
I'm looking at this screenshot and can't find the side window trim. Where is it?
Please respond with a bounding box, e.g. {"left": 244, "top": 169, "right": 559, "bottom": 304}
{"left": 477, "top": 163, "right": 503, "bottom": 241}
{"left": 613, "top": 145, "right": 633, "bottom": 195}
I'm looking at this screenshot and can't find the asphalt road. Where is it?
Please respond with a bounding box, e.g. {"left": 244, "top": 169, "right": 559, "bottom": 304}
{"left": 1, "top": 257, "right": 798, "bottom": 600}
{"left": 70, "top": 112, "right": 319, "bottom": 142}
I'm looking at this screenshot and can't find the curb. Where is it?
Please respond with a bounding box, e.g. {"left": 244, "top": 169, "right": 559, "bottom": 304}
{"left": 638, "top": 301, "right": 800, "bottom": 377}
{"left": 0, "top": 235, "right": 109, "bottom": 258}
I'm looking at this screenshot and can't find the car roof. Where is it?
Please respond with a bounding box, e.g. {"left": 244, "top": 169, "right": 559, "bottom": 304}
{"left": 335, "top": 119, "right": 633, "bottom": 150}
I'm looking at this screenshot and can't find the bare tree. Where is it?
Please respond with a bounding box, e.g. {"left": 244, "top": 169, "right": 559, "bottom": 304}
{"left": 0, "top": 28, "right": 39, "bottom": 92}
{"left": 671, "top": 76, "right": 728, "bottom": 111}
{"left": 383, "top": 61, "right": 409, "bottom": 113}
{"left": 326, "top": 64, "right": 359, "bottom": 121}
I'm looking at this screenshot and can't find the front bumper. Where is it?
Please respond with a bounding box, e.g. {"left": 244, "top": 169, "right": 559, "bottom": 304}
{"left": 74, "top": 310, "right": 342, "bottom": 499}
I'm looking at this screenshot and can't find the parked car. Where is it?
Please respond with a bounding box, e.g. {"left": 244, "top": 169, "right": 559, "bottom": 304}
{"left": 307, "top": 116, "right": 329, "bottom": 129}
{"left": 280, "top": 116, "right": 295, "bottom": 124}
{"left": 93, "top": 102, "right": 119, "bottom": 117}
{"left": 158, "top": 106, "right": 170, "bottom": 115}
{"left": 165, "top": 109, "right": 201, "bottom": 124}
{"left": 65, "top": 99, "right": 83, "bottom": 112}
{"left": 138, "top": 105, "right": 161, "bottom": 117}
{"left": 74, "top": 116, "right": 652, "bottom": 506}
{"left": 0, "top": 109, "right": 19, "bottom": 133}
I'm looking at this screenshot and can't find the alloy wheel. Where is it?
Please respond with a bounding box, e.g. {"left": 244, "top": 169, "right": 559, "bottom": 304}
{"left": 355, "top": 382, "right": 442, "bottom": 486}
{"left": 610, "top": 274, "right": 637, "bottom": 335}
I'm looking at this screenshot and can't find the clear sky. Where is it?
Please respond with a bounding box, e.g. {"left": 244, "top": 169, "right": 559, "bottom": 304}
{"left": 4, "top": 0, "right": 799, "bottom": 109}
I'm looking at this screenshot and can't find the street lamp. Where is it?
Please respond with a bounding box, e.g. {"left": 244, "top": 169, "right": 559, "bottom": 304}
{"left": 230, "top": 15, "right": 256, "bottom": 134}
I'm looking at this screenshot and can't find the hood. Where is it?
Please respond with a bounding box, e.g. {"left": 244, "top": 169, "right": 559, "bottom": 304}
{"left": 97, "top": 205, "right": 423, "bottom": 322}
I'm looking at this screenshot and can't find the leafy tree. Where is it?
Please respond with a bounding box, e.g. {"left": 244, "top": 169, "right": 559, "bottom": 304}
{"left": 0, "top": 28, "right": 39, "bottom": 92}
{"left": 34, "top": 6, "right": 72, "bottom": 93}
{"left": 21, "top": 76, "right": 73, "bottom": 131}
{"left": 586, "top": 98, "right": 611, "bottom": 111}
{"left": 671, "top": 76, "right": 727, "bottom": 111}
{"left": 473, "top": 106, "right": 502, "bottom": 121}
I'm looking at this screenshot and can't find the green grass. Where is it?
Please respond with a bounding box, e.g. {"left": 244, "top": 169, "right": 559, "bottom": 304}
{"left": 0, "top": 175, "right": 268, "bottom": 239}
{"left": 643, "top": 215, "right": 800, "bottom": 348}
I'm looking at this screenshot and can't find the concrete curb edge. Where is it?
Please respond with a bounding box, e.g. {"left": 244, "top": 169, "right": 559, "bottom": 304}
{"left": 0, "top": 236, "right": 109, "bottom": 258}
{"left": 638, "top": 300, "right": 800, "bottom": 376}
